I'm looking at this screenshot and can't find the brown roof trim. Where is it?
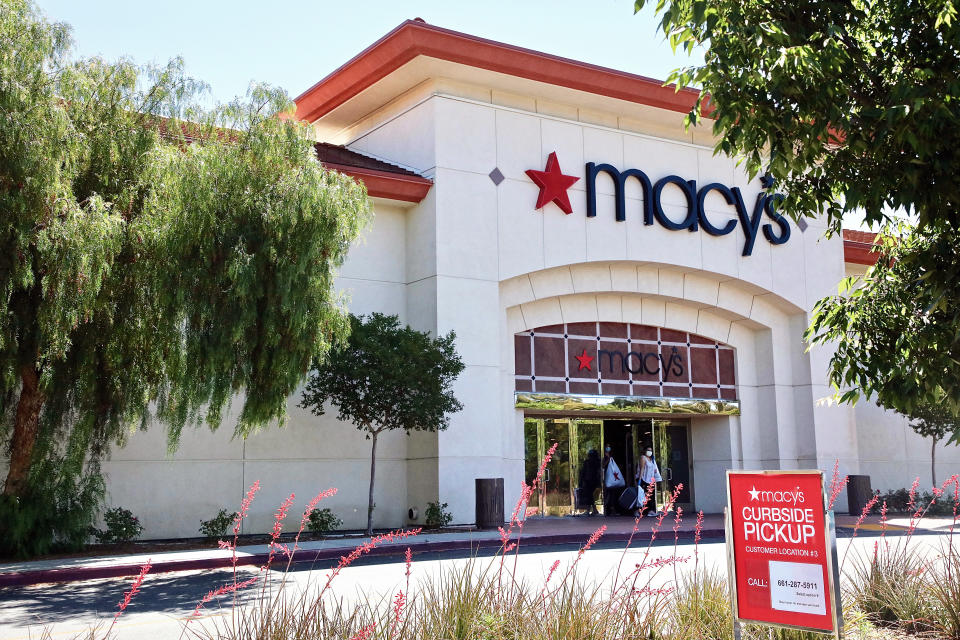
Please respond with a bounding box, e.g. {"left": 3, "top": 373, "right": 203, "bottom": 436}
{"left": 313, "top": 142, "right": 432, "bottom": 203}
{"left": 294, "top": 19, "right": 702, "bottom": 123}
{"left": 843, "top": 229, "right": 880, "bottom": 266}
{"left": 323, "top": 162, "right": 432, "bottom": 203}
{"left": 314, "top": 142, "right": 424, "bottom": 178}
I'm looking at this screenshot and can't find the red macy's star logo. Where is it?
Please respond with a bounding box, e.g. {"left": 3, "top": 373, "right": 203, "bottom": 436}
{"left": 575, "top": 349, "right": 594, "bottom": 371}
{"left": 526, "top": 151, "right": 580, "bottom": 214}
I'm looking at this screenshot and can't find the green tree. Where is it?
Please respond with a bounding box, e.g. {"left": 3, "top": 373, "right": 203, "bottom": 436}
{"left": 807, "top": 226, "right": 960, "bottom": 423}
{"left": 299, "top": 313, "right": 464, "bottom": 536}
{"left": 897, "top": 402, "right": 960, "bottom": 487}
{"left": 0, "top": 0, "right": 370, "bottom": 555}
{"left": 633, "top": 0, "right": 960, "bottom": 415}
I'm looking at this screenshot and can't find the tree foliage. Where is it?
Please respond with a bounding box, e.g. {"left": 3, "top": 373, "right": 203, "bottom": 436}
{"left": 807, "top": 227, "right": 960, "bottom": 421}
{"left": 635, "top": 0, "right": 960, "bottom": 232}
{"left": 634, "top": 0, "right": 960, "bottom": 414}
{"left": 0, "top": 0, "right": 370, "bottom": 554}
{"left": 896, "top": 400, "right": 960, "bottom": 485}
{"left": 300, "top": 313, "right": 464, "bottom": 535}
{"left": 901, "top": 402, "right": 960, "bottom": 444}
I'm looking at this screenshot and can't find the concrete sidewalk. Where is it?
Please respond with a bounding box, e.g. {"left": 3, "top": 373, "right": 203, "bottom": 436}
{"left": 1, "top": 512, "right": 953, "bottom": 588}
{"left": 0, "top": 513, "right": 725, "bottom": 588}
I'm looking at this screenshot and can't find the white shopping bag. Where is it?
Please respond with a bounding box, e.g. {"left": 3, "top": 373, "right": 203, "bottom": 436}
{"left": 605, "top": 458, "right": 626, "bottom": 488}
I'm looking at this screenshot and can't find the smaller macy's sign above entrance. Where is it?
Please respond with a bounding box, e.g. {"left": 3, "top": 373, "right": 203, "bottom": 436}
{"left": 525, "top": 152, "right": 791, "bottom": 257}
{"left": 515, "top": 322, "right": 737, "bottom": 401}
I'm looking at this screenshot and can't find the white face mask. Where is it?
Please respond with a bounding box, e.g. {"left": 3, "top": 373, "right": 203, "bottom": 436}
{"left": 645, "top": 450, "right": 653, "bottom": 457}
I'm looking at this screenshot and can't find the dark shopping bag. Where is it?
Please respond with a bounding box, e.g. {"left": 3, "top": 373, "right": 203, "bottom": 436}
{"left": 617, "top": 486, "right": 638, "bottom": 513}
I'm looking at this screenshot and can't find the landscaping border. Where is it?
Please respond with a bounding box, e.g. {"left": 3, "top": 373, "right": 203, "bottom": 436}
{"left": 0, "top": 528, "right": 725, "bottom": 588}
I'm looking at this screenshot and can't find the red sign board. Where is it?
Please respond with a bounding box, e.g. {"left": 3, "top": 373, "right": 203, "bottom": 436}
{"left": 726, "top": 471, "right": 838, "bottom": 634}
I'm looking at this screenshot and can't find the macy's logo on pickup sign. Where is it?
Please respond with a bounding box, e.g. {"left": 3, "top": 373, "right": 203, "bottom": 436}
{"left": 525, "top": 151, "right": 791, "bottom": 257}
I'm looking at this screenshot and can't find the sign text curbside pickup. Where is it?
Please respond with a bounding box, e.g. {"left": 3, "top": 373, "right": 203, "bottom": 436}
{"left": 725, "top": 470, "right": 842, "bottom": 637}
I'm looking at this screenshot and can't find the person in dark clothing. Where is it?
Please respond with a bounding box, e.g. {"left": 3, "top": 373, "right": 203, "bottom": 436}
{"left": 601, "top": 445, "right": 619, "bottom": 516}
{"left": 578, "top": 449, "right": 601, "bottom": 515}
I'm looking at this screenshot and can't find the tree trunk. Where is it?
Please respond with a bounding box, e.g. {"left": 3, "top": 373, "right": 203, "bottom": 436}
{"left": 932, "top": 436, "right": 938, "bottom": 488}
{"left": 366, "top": 429, "right": 379, "bottom": 537}
{"left": 3, "top": 366, "right": 44, "bottom": 497}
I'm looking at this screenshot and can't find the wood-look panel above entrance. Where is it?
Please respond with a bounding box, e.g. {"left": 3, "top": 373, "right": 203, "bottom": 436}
{"left": 515, "top": 322, "right": 737, "bottom": 399}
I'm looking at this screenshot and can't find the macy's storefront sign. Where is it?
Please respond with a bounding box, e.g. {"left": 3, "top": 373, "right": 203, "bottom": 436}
{"left": 526, "top": 152, "right": 791, "bottom": 257}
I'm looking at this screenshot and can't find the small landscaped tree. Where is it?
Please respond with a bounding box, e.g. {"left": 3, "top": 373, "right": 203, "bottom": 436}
{"left": 897, "top": 402, "right": 960, "bottom": 487}
{"left": 299, "top": 313, "right": 464, "bottom": 536}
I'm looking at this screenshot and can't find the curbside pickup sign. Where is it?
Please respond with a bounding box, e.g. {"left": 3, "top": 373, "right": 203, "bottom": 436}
{"left": 725, "top": 470, "right": 842, "bottom": 638}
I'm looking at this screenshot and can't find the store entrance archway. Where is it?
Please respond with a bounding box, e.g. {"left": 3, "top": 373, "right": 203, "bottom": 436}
{"left": 523, "top": 416, "right": 693, "bottom": 516}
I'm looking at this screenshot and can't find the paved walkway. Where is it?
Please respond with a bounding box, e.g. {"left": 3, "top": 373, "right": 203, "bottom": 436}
{"left": 0, "top": 512, "right": 953, "bottom": 588}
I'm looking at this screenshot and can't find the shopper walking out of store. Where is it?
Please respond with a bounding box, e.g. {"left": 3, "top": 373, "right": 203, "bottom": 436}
{"left": 578, "top": 448, "right": 601, "bottom": 515}
{"left": 637, "top": 447, "right": 662, "bottom": 517}
{"left": 602, "top": 446, "right": 625, "bottom": 516}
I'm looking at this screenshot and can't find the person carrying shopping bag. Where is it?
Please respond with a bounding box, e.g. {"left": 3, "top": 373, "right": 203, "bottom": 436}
{"left": 636, "top": 446, "right": 662, "bottom": 517}
{"left": 602, "top": 446, "right": 626, "bottom": 516}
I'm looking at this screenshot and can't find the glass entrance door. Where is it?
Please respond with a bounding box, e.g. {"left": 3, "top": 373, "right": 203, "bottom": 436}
{"left": 524, "top": 417, "right": 601, "bottom": 516}
{"left": 523, "top": 417, "right": 694, "bottom": 515}
{"left": 652, "top": 420, "right": 693, "bottom": 511}
{"left": 572, "top": 420, "right": 602, "bottom": 514}
{"left": 542, "top": 419, "right": 572, "bottom": 516}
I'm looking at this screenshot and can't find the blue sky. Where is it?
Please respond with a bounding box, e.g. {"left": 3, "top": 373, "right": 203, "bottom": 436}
{"left": 34, "top": 0, "right": 702, "bottom": 105}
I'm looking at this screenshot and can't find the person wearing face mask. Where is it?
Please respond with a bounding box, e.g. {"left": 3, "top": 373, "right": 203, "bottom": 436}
{"left": 636, "top": 446, "right": 662, "bottom": 517}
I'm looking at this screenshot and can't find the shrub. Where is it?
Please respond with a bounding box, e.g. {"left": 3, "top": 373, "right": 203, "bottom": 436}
{"left": 94, "top": 507, "right": 144, "bottom": 544}
{"left": 199, "top": 509, "right": 237, "bottom": 539}
{"left": 425, "top": 501, "right": 453, "bottom": 528}
{"left": 875, "top": 487, "right": 954, "bottom": 516}
{"left": 0, "top": 460, "right": 103, "bottom": 558}
{"left": 307, "top": 507, "right": 342, "bottom": 536}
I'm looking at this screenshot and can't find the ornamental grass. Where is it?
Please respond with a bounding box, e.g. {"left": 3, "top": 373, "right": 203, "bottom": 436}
{"left": 842, "top": 473, "right": 960, "bottom": 639}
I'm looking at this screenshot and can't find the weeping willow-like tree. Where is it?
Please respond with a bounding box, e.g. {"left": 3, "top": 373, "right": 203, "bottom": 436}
{"left": 0, "top": 0, "right": 370, "bottom": 555}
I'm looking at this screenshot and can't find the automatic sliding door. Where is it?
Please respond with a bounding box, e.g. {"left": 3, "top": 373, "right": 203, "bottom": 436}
{"left": 525, "top": 417, "right": 693, "bottom": 516}
{"left": 523, "top": 418, "right": 542, "bottom": 515}
{"left": 542, "top": 419, "right": 572, "bottom": 516}
{"left": 652, "top": 420, "right": 693, "bottom": 511}
{"left": 572, "top": 420, "right": 602, "bottom": 513}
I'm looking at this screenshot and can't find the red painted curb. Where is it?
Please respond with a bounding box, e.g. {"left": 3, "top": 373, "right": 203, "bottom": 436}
{"left": 0, "top": 528, "right": 725, "bottom": 588}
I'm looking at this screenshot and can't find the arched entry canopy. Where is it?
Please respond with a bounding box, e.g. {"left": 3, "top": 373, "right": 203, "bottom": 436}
{"left": 514, "top": 321, "right": 738, "bottom": 415}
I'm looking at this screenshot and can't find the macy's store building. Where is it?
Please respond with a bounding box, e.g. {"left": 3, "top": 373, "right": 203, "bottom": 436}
{"left": 101, "top": 21, "right": 960, "bottom": 537}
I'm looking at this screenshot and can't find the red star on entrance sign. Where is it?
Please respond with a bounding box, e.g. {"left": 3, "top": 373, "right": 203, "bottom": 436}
{"left": 575, "top": 349, "right": 594, "bottom": 371}
{"left": 526, "top": 151, "right": 580, "bottom": 214}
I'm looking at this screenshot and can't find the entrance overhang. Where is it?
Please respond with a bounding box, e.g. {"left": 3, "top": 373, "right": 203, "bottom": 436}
{"left": 516, "top": 392, "right": 740, "bottom": 416}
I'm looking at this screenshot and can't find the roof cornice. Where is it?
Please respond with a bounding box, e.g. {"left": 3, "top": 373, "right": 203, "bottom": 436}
{"left": 322, "top": 162, "right": 433, "bottom": 203}
{"left": 294, "top": 19, "right": 703, "bottom": 123}
{"left": 842, "top": 229, "right": 880, "bottom": 266}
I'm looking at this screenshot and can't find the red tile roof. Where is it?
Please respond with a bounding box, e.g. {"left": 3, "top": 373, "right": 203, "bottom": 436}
{"left": 294, "top": 19, "right": 703, "bottom": 123}
{"left": 314, "top": 143, "right": 432, "bottom": 203}
{"left": 842, "top": 229, "right": 880, "bottom": 266}
{"left": 314, "top": 143, "right": 423, "bottom": 178}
